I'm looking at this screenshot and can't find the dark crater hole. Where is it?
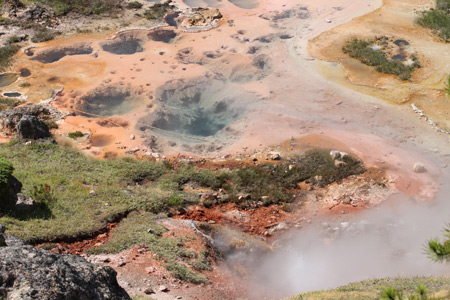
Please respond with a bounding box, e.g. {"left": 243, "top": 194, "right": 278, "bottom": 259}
{"left": 31, "top": 44, "right": 93, "bottom": 63}
{"left": 102, "top": 37, "right": 144, "bottom": 55}
{"left": 75, "top": 86, "right": 142, "bottom": 117}
{"left": 138, "top": 79, "right": 244, "bottom": 138}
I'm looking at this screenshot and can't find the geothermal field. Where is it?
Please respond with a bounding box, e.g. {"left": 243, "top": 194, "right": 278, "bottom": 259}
{"left": 1, "top": 0, "right": 450, "bottom": 299}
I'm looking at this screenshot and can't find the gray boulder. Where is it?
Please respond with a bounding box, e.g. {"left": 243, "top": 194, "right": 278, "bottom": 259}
{"left": 16, "top": 115, "right": 51, "bottom": 140}
{"left": 0, "top": 104, "right": 63, "bottom": 137}
{"left": 0, "top": 245, "right": 131, "bottom": 300}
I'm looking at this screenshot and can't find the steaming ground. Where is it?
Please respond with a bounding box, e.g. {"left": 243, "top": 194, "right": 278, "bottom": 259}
{"left": 251, "top": 189, "right": 450, "bottom": 298}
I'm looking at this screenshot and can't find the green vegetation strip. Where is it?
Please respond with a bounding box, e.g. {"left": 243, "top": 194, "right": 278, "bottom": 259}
{"left": 0, "top": 142, "right": 364, "bottom": 243}
{"left": 0, "top": 98, "right": 23, "bottom": 112}
{"left": 0, "top": 142, "right": 364, "bottom": 283}
{"left": 417, "top": 0, "right": 450, "bottom": 42}
{"left": 342, "top": 38, "right": 420, "bottom": 80}
{"left": 36, "top": 0, "right": 121, "bottom": 16}
{"left": 0, "top": 45, "right": 20, "bottom": 72}
{"left": 285, "top": 277, "right": 450, "bottom": 300}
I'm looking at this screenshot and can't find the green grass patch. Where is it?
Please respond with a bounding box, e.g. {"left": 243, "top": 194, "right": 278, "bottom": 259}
{"left": 286, "top": 277, "right": 450, "bottom": 300}
{"left": 0, "top": 143, "right": 364, "bottom": 242}
{"left": 88, "top": 211, "right": 210, "bottom": 284}
{"left": 0, "top": 44, "right": 20, "bottom": 72}
{"left": 144, "top": 1, "right": 174, "bottom": 20}
{"left": 343, "top": 38, "right": 419, "bottom": 80}
{"left": 126, "top": 1, "right": 143, "bottom": 9}
{"left": 68, "top": 131, "right": 84, "bottom": 139}
{"left": 0, "top": 142, "right": 167, "bottom": 243}
{"left": 36, "top": 0, "right": 121, "bottom": 16}
{"left": 0, "top": 157, "right": 14, "bottom": 205}
{"left": 444, "top": 75, "right": 450, "bottom": 95}
{"left": 417, "top": 0, "right": 450, "bottom": 42}
{"left": 0, "top": 98, "right": 23, "bottom": 112}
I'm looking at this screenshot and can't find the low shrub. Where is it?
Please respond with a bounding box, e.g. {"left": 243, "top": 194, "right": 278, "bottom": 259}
{"left": 0, "top": 44, "right": 20, "bottom": 71}
{"left": 416, "top": 0, "right": 450, "bottom": 42}
{"left": 67, "top": 131, "right": 84, "bottom": 139}
{"left": 126, "top": 1, "right": 143, "bottom": 9}
{"left": 0, "top": 98, "right": 23, "bottom": 112}
{"left": 165, "top": 260, "right": 211, "bottom": 284}
{"left": 144, "top": 1, "right": 174, "bottom": 20}
{"left": 0, "top": 157, "right": 14, "bottom": 205}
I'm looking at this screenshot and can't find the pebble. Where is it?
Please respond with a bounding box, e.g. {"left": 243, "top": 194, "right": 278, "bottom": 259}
{"left": 413, "top": 162, "right": 426, "bottom": 173}
{"left": 159, "top": 285, "right": 170, "bottom": 292}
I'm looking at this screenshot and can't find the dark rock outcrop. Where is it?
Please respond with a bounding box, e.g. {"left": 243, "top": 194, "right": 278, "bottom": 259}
{"left": 16, "top": 115, "right": 51, "bottom": 140}
{"left": 0, "top": 104, "right": 64, "bottom": 137}
{"left": 0, "top": 244, "right": 131, "bottom": 300}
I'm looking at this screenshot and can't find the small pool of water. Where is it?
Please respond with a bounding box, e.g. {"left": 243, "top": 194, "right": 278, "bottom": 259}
{"left": 165, "top": 12, "right": 180, "bottom": 27}
{"left": 138, "top": 79, "right": 244, "bottom": 138}
{"left": 147, "top": 29, "right": 177, "bottom": 43}
{"left": 3, "top": 92, "right": 22, "bottom": 98}
{"left": 19, "top": 68, "right": 31, "bottom": 77}
{"left": 394, "top": 39, "right": 409, "bottom": 47}
{"left": 102, "top": 38, "right": 143, "bottom": 55}
{"left": 0, "top": 73, "right": 18, "bottom": 87}
{"left": 392, "top": 53, "right": 407, "bottom": 61}
{"left": 228, "top": 0, "right": 258, "bottom": 9}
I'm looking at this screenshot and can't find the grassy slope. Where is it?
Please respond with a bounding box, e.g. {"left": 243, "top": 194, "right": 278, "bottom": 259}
{"left": 0, "top": 141, "right": 364, "bottom": 283}
{"left": 284, "top": 277, "right": 450, "bottom": 300}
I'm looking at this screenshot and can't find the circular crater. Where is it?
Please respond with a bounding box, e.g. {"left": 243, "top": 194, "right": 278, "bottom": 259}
{"left": 101, "top": 36, "right": 144, "bottom": 55}
{"left": 0, "top": 73, "right": 18, "bottom": 87}
{"left": 75, "top": 86, "right": 143, "bottom": 117}
{"left": 137, "top": 78, "right": 247, "bottom": 138}
{"left": 30, "top": 43, "right": 93, "bottom": 63}
{"left": 147, "top": 29, "right": 177, "bottom": 43}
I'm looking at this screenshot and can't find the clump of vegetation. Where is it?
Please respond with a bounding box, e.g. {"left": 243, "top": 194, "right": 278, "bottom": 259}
{"left": 31, "top": 27, "right": 56, "bottom": 43}
{"left": 165, "top": 260, "right": 211, "bottom": 284}
{"left": 126, "top": 1, "right": 143, "bottom": 9}
{"left": 381, "top": 285, "right": 429, "bottom": 300}
{"left": 0, "top": 98, "right": 23, "bottom": 112}
{"left": 288, "top": 277, "right": 450, "bottom": 300}
{"left": 416, "top": 0, "right": 450, "bottom": 42}
{"left": 0, "top": 157, "right": 14, "bottom": 205}
{"left": 169, "top": 149, "right": 365, "bottom": 209}
{"left": 68, "top": 131, "right": 84, "bottom": 139}
{"left": 0, "top": 44, "right": 20, "bottom": 72}
{"left": 44, "top": 120, "right": 58, "bottom": 129}
{"left": 427, "top": 225, "right": 450, "bottom": 262}
{"left": 37, "top": 0, "right": 121, "bottom": 16}
{"left": 444, "top": 75, "right": 450, "bottom": 95}
{"left": 144, "top": 0, "right": 174, "bottom": 20}
{"left": 343, "top": 38, "right": 419, "bottom": 80}
{"left": 19, "top": 82, "right": 31, "bottom": 88}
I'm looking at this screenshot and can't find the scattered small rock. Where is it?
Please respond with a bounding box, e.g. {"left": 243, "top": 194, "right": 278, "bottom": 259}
{"left": 144, "top": 287, "right": 155, "bottom": 295}
{"left": 129, "top": 134, "right": 135, "bottom": 140}
{"left": 413, "top": 162, "right": 426, "bottom": 173}
{"left": 159, "top": 285, "right": 169, "bottom": 292}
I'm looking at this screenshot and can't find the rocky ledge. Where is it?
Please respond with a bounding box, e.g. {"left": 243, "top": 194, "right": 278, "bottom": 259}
{"left": 0, "top": 229, "right": 131, "bottom": 300}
